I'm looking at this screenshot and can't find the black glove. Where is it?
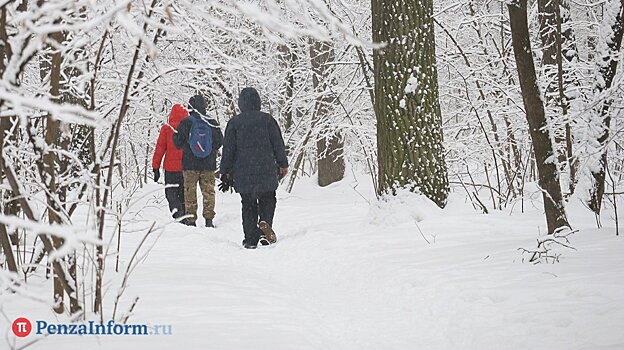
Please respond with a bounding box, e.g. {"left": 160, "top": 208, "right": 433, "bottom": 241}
{"left": 218, "top": 173, "right": 232, "bottom": 192}
{"left": 153, "top": 168, "right": 160, "bottom": 182}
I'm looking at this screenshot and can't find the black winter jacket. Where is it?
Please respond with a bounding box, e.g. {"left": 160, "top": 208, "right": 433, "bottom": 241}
{"left": 173, "top": 95, "right": 223, "bottom": 171}
{"left": 220, "top": 88, "right": 288, "bottom": 193}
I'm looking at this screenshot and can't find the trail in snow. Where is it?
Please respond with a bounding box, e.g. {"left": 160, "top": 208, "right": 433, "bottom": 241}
{"left": 5, "top": 176, "right": 624, "bottom": 350}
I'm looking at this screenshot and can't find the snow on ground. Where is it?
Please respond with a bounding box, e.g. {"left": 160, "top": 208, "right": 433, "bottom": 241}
{"left": 2, "top": 174, "right": 624, "bottom": 349}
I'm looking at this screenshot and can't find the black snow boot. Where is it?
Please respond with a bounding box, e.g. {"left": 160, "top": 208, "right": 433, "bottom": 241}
{"left": 243, "top": 242, "right": 257, "bottom": 249}
{"left": 184, "top": 219, "right": 196, "bottom": 227}
{"left": 206, "top": 219, "right": 214, "bottom": 228}
{"left": 258, "top": 235, "right": 270, "bottom": 246}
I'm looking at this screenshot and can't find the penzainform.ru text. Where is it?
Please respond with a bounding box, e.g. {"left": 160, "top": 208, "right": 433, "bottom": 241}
{"left": 12, "top": 317, "right": 172, "bottom": 338}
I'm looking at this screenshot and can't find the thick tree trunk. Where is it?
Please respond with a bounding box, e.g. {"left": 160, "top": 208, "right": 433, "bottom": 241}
{"left": 508, "top": 0, "right": 571, "bottom": 233}
{"left": 589, "top": 0, "right": 624, "bottom": 215}
{"left": 371, "top": 0, "right": 449, "bottom": 207}
{"left": 310, "top": 39, "right": 345, "bottom": 187}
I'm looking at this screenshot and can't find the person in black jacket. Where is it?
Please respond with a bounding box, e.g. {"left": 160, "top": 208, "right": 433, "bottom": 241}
{"left": 220, "top": 87, "right": 289, "bottom": 249}
{"left": 173, "top": 94, "right": 223, "bottom": 227}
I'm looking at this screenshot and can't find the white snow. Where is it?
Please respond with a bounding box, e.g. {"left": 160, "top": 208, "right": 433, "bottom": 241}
{"left": 1, "top": 176, "right": 624, "bottom": 349}
{"left": 404, "top": 75, "right": 419, "bottom": 95}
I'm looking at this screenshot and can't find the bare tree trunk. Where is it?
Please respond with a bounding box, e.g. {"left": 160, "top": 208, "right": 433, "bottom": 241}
{"left": 62, "top": 52, "right": 86, "bottom": 317}
{"left": 538, "top": 0, "right": 559, "bottom": 67}
{"left": 589, "top": 0, "right": 624, "bottom": 215}
{"left": 372, "top": 0, "right": 449, "bottom": 207}
{"left": 310, "top": 39, "right": 345, "bottom": 187}
{"left": 35, "top": 0, "right": 66, "bottom": 315}
{"left": 504, "top": 115, "right": 523, "bottom": 175}
{"left": 559, "top": 0, "right": 581, "bottom": 194}
{"left": 278, "top": 43, "right": 297, "bottom": 131}
{"left": 538, "top": 0, "right": 580, "bottom": 195}
{"left": 35, "top": 0, "right": 85, "bottom": 316}
{"left": 0, "top": 6, "right": 19, "bottom": 274}
{"left": 4, "top": 165, "right": 76, "bottom": 300}
{"left": 537, "top": 0, "right": 562, "bottom": 164}
{"left": 538, "top": 0, "right": 564, "bottom": 170}
{"left": 94, "top": 0, "right": 159, "bottom": 315}
{"left": 508, "top": 0, "right": 571, "bottom": 233}
{"left": 0, "top": 7, "right": 7, "bottom": 74}
{"left": 41, "top": 27, "right": 66, "bottom": 314}
{"left": 0, "top": 128, "right": 17, "bottom": 271}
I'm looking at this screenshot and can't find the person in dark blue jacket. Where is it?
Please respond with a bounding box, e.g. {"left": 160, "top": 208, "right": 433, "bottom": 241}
{"left": 219, "top": 87, "right": 289, "bottom": 249}
{"left": 173, "top": 94, "right": 223, "bottom": 228}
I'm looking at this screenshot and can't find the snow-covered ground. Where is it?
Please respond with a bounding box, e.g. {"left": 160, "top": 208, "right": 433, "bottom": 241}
{"left": 2, "top": 175, "right": 624, "bottom": 349}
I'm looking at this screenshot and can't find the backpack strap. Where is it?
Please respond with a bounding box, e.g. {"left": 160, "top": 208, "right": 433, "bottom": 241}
{"left": 187, "top": 109, "right": 222, "bottom": 129}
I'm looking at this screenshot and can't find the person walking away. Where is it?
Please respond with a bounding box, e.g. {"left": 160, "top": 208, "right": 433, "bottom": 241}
{"left": 219, "top": 87, "right": 289, "bottom": 249}
{"left": 152, "top": 104, "right": 188, "bottom": 221}
{"left": 173, "top": 94, "right": 223, "bottom": 227}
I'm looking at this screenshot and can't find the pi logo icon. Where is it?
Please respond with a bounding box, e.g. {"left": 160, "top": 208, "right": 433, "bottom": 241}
{"left": 12, "top": 317, "right": 32, "bottom": 338}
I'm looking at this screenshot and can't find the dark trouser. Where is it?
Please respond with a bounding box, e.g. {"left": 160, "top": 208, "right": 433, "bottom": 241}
{"left": 165, "top": 171, "right": 185, "bottom": 219}
{"left": 240, "top": 191, "right": 276, "bottom": 245}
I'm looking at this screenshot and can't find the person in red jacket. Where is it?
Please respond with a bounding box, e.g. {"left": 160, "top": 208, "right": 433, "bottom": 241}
{"left": 152, "top": 104, "right": 189, "bottom": 221}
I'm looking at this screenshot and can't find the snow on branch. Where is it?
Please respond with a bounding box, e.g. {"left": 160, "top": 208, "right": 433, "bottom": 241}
{"left": 0, "top": 82, "right": 102, "bottom": 127}
{"left": 0, "top": 271, "right": 51, "bottom": 304}
{"left": 178, "top": 0, "right": 369, "bottom": 46}
{"left": 0, "top": 214, "right": 102, "bottom": 261}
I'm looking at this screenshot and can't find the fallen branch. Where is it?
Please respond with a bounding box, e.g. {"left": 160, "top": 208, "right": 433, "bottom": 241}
{"left": 519, "top": 228, "right": 578, "bottom": 264}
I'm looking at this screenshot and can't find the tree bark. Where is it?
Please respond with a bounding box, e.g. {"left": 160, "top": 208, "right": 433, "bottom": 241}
{"left": 62, "top": 53, "right": 85, "bottom": 317}
{"left": 538, "top": 0, "right": 579, "bottom": 189}
{"left": 0, "top": 6, "right": 18, "bottom": 274}
{"left": 41, "top": 27, "right": 66, "bottom": 314}
{"left": 558, "top": 0, "right": 580, "bottom": 194}
{"left": 310, "top": 39, "right": 345, "bottom": 187}
{"left": 589, "top": 0, "right": 624, "bottom": 215}
{"left": 538, "top": 0, "right": 559, "bottom": 67}
{"left": 508, "top": 0, "right": 571, "bottom": 233}
{"left": 538, "top": 0, "right": 565, "bottom": 170}
{"left": 278, "top": 43, "right": 296, "bottom": 131}
{"left": 371, "top": 0, "right": 449, "bottom": 207}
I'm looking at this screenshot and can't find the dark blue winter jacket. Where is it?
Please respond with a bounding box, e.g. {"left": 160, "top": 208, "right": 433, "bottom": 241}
{"left": 220, "top": 88, "right": 289, "bottom": 193}
{"left": 173, "top": 94, "right": 223, "bottom": 171}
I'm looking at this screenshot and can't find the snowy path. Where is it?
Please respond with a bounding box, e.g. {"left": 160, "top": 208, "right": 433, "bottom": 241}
{"left": 15, "top": 178, "right": 624, "bottom": 349}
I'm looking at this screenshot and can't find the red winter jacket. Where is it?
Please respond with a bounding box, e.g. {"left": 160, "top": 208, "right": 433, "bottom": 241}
{"left": 152, "top": 104, "right": 188, "bottom": 172}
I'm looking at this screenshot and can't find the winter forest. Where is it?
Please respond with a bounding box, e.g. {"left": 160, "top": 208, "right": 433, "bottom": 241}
{"left": 0, "top": 0, "right": 623, "bottom": 349}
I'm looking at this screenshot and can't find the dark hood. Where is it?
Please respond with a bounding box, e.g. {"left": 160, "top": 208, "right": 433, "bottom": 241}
{"left": 238, "top": 87, "right": 261, "bottom": 112}
{"left": 189, "top": 94, "right": 207, "bottom": 115}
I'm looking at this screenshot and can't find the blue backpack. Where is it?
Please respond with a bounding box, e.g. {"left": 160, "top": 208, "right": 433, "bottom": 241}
{"left": 188, "top": 115, "right": 213, "bottom": 158}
